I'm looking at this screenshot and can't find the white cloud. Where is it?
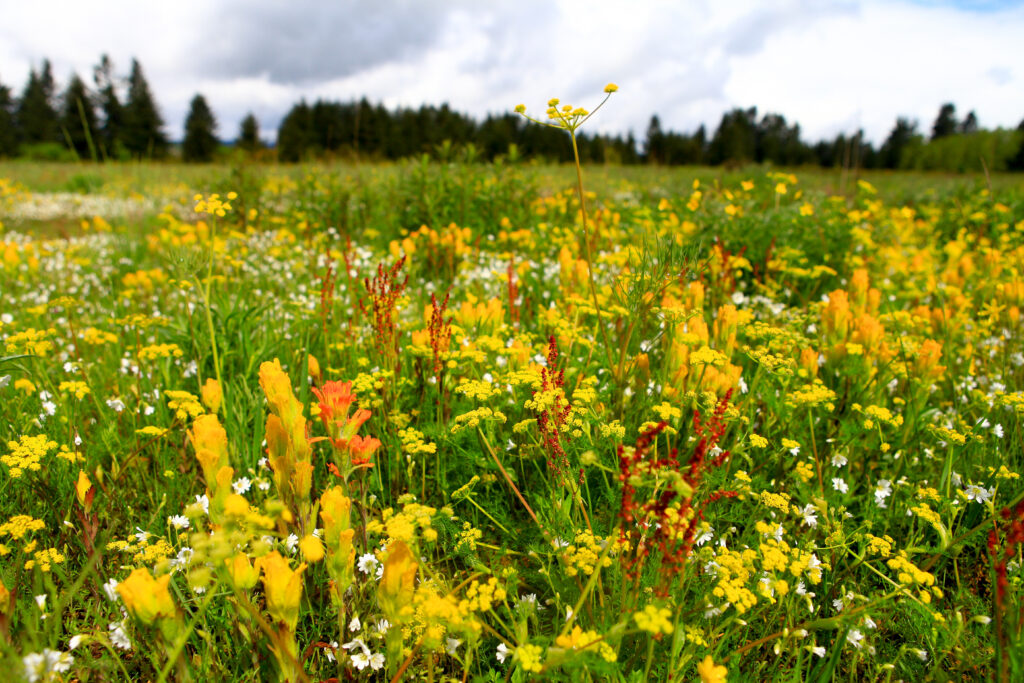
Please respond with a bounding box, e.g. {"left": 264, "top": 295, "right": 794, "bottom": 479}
{"left": 0, "top": 0, "right": 1021, "bottom": 145}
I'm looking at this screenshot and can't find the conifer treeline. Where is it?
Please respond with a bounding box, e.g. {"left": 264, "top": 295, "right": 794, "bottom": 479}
{"left": 2, "top": 55, "right": 1023, "bottom": 171}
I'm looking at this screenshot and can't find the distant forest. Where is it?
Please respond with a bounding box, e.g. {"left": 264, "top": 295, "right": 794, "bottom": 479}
{"left": 2, "top": 56, "right": 1024, "bottom": 171}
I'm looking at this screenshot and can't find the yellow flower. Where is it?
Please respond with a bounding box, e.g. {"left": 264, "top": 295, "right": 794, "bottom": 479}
{"left": 634, "top": 604, "right": 674, "bottom": 635}
{"left": 225, "top": 553, "right": 259, "bottom": 591}
{"left": 201, "top": 378, "right": 222, "bottom": 414}
{"left": 697, "top": 655, "right": 728, "bottom": 683}
{"left": 379, "top": 540, "right": 417, "bottom": 624}
{"left": 190, "top": 414, "right": 229, "bottom": 486}
{"left": 117, "top": 568, "right": 176, "bottom": 624}
{"left": 604, "top": 83, "right": 618, "bottom": 93}
{"left": 257, "top": 551, "right": 307, "bottom": 630}
{"left": 299, "top": 534, "right": 324, "bottom": 563}
{"left": 75, "top": 470, "right": 94, "bottom": 511}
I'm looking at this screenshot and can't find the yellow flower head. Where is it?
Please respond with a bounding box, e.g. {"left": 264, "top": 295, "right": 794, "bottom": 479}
{"left": 117, "top": 568, "right": 176, "bottom": 624}
{"left": 697, "top": 655, "right": 728, "bottom": 683}
{"left": 257, "top": 551, "right": 307, "bottom": 630}
{"left": 201, "top": 378, "right": 222, "bottom": 414}
{"left": 379, "top": 540, "right": 417, "bottom": 624}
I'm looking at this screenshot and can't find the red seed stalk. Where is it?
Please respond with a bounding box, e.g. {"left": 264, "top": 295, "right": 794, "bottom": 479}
{"left": 428, "top": 291, "right": 452, "bottom": 380}
{"left": 360, "top": 257, "right": 408, "bottom": 372}
{"left": 532, "top": 336, "right": 573, "bottom": 485}
{"left": 618, "top": 391, "right": 736, "bottom": 597}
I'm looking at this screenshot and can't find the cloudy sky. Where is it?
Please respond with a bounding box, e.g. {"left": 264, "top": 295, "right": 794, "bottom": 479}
{"left": 1, "top": 0, "right": 1022, "bottom": 145}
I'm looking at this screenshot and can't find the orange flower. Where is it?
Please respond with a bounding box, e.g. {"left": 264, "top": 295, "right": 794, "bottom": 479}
{"left": 311, "top": 381, "right": 357, "bottom": 428}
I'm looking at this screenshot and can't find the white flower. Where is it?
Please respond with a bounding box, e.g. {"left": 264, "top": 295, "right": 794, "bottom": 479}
{"left": 109, "top": 620, "right": 132, "bottom": 650}
{"left": 168, "top": 515, "right": 190, "bottom": 530}
{"left": 446, "top": 637, "right": 462, "bottom": 655}
{"left": 846, "top": 628, "right": 864, "bottom": 648}
{"left": 832, "top": 478, "right": 849, "bottom": 494}
{"left": 106, "top": 398, "right": 126, "bottom": 413}
{"left": 863, "top": 616, "right": 877, "bottom": 629}
{"left": 993, "top": 424, "right": 1004, "bottom": 438}
{"left": 496, "top": 643, "right": 511, "bottom": 663}
{"left": 358, "top": 553, "right": 380, "bottom": 575}
{"left": 964, "top": 484, "right": 994, "bottom": 504}
{"left": 874, "top": 479, "right": 892, "bottom": 508}
{"left": 914, "top": 648, "right": 928, "bottom": 661}
{"left": 349, "top": 615, "right": 361, "bottom": 632}
{"left": 195, "top": 494, "right": 209, "bottom": 514}
{"left": 35, "top": 595, "right": 47, "bottom": 610}
{"left": 22, "top": 649, "right": 74, "bottom": 682}
{"left": 350, "top": 651, "right": 371, "bottom": 670}
{"left": 0, "top": 375, "right": 10, "bottom": 389}
{"left": 800, "top": 504, "right": 818, "bottom": 528}
{"left": 68, "top": 635, "right": 86, "bottom": 650}
{"left": 811, "top": 646, "right": 826, "bottom": 657}
{"left": 232, "top": 477, "right": 252, "bottom": 495}
{"left": 375, "top": 619, "right": 390, "bottom": 634}
{"left": 285, "top": 534, "right": 299, "bottom": 553}
{"left": 325, "top": 641, "right": 339, "bottom": 663}
{"left": 41, "top": 401, "right": 57, "bottom": 416}
{"left": 103, "top": 578, "right": 119, "bottom": 602}
{"left": 831, "top": 453, "right": 847, "bottom": 468}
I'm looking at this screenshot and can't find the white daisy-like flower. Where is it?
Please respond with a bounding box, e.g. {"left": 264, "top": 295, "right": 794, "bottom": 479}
{"left": 357, "top": 553, "right": 380, "bottom": 575}
{"left": 109, "top": 620, "right": 132, "bottom": 650}
{"left": 832, "top": 478, "right": 849, "bottom": 494}
{"left": 964, "top": 484, "right": 994, "bottom": 504}
{"left": 232, "top": 477, "right": 252, "bottom": 495}
{"left": 349, "top": 615, "right": 361, "bottom": 632}
{"left": 496, "top": 643, "right": 511, "bottom": 663}
{"left": 168, "top": 515, "right": 190, "bottom": 530}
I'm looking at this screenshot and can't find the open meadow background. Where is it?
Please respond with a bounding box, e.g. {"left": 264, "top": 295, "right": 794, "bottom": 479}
{"left": 1, "top": 2, "right": 1024, "bottom": 682}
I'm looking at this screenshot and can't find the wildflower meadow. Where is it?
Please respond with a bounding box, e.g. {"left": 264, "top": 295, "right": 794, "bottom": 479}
{"left": 1, "top": 88, "right": 1023, "bottom": 682}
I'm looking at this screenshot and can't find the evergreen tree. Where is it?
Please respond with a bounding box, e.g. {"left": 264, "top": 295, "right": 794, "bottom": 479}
{"left": 708, "top": 107, "right": 758, "bottom": 165}
{"left": 237, "top": 112, "right": 261, "bottom": 153}
{"left": 182, "top": 94, "right": 218, "bottom": 162}
{"left": 276, "top": 100, "right": 315, "bottom": 162}
{"left": 16, "top": 60, "right": 59, "bottom": 145}
{"left": 1008, "top": 118, "right": 1024, "bottom": 171}
{"left": 122, "top": 59, "right": 167, "bottom": 159}
{"left": 93, "top": 54, "right": 124, "bottom": 160}
{"left": 958, "top": 111, "right": 978, "bottom": 135}
{"left": 644, "top": 115, "right": 665, "bottom": 164}
{"left": 931, "top": 103, "right": 958, "bottom": 140}
{"left": 880, "top": 117, "right": 918, "bottom": 169}
{"left": 0, "top": 76, "right": 17, "bottom": 156}
{"left": 58, "top": 73, "right": 98, "bottom": 159}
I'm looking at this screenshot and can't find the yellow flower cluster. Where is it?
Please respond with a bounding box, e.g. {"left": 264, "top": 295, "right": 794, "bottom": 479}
{"left": 58, "top": 381, "right": 91, "bottom": 399}
{"left": 560, "top": 530, "right": 614, "bottom": 577}
{"left": 555, "top": 625, "right": 617, "bottom": 661}
{"left": 398, "top": 427, "right": 437, "bottom": 455}
{"left": 461, "top": 577, "right": 506, "bottom": 612}
{"left": 24, "top": 545, "right": 64, "bottom": 572}
{"left": 634, "top": 605, "right": 674, "bottom": 635}
{"left": 193, "top": 192, "right": 237, "bottom": 217}
{"left": 4, "top": 327, "right": 55, "bottom": 356}
{"left": 455, "top": 379, "right": 500, "bottom": 401}
{"left": 138, "top": 343, "right": 184, "bottom": 361}
{"left": 3, "top": 435, "right": 58, "bottom": 477}
{"left": 515, "top": 643, "right": 545, "bottom": 673}
{"left": 0, "top": 514, "right": 46, "bottom": 540}
{"left": 165, "top": 390, "right": 205, "bottom": 421}
{"left": 450, "top": 407, "right": 506, "bottom": 434}
{"left": 865, "top": 534, "right": 894, "bottom": 557}
{"left": 760, "top": 491, "right": 791, "bottom": 513}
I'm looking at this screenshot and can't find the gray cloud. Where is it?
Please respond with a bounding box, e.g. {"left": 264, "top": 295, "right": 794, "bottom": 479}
{"left": 189, "top": 0, "right": 473, "bottom": 83}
